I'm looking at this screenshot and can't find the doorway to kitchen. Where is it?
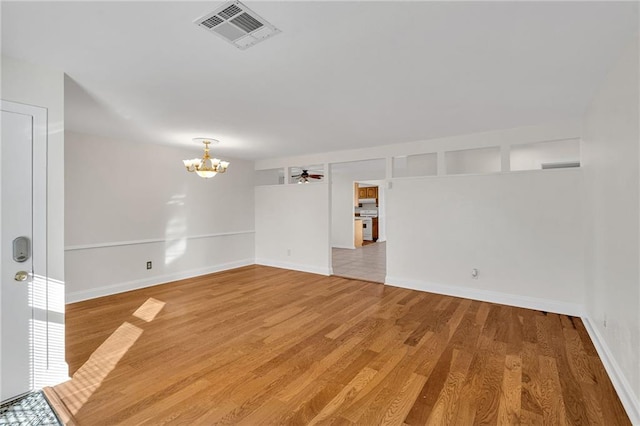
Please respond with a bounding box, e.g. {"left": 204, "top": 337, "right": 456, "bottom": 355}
{"left": 330, "top": 160, "right": 386, "bottom": 283}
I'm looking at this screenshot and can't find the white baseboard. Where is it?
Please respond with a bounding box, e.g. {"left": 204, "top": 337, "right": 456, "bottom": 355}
{"left": 582, "top": 317, "right": 640, "bottom": 424}
{"left": 384, "top": 276, "right": 585, "bottom": 316}
{"left": 255, "top": 258, "right": 331, "bottom": 276}
{"left": 332, "top": 245, "right": 355, "bottom": 250}
{"left": 66, "top": 259, "right": 254, "bottom": 303}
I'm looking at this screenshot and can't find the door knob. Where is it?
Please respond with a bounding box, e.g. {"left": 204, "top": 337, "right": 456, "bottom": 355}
{"left": 14, "top": 271, "right": 29, "bottom": 282}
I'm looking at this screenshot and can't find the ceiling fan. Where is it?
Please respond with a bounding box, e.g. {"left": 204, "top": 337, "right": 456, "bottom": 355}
{"left": 292, "top": 169, "right": 324, "bottom": 184}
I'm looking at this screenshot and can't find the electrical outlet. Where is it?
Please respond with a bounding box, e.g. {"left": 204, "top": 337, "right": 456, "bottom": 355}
{"left": 287, "top": 249, "right": 291, "bottom": 256}
{"left": 603, "top": 314, "right": 607, "bottom": 328}
{"left": 146, "top": 261, "right": 152, "bottom": 270}
{"left": 471, "top": 268, "right": 479, "bottom": 279}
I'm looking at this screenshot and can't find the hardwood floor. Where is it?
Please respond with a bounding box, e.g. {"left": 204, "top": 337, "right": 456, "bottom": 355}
{"left": 51, "top": 265, "right": 630, "bottom": 425}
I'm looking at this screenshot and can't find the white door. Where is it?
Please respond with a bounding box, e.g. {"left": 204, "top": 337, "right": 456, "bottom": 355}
{"left": 0, "top": 101, "right": 46, "bottom": 402}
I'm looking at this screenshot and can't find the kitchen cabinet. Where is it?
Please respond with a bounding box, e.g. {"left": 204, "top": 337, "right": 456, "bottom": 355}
{"left": 357, "top": 185, "right": 379, "bottom": 204}
{"left": 358, "top": 187, "right": 367, "bottom": 200}
{"left": 354, "top": 183, "right": 359, "bottom": 207}
{"left": 354, "top": 219, "right": 363, "bottom": 247}
{"left": 372, "top": 217, "right": 379, "bottom": 242}
{"left": 366, "top": 187, "right": 378, "bottom": 199}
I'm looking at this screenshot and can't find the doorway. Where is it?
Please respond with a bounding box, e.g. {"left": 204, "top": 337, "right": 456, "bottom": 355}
{"left": 329, "top": 160, "right": 387, "bottom": 283}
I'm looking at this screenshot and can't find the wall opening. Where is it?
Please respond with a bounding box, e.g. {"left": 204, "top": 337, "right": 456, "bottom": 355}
{"left": 445, "top": 146, "right": 501, "bottom": 175}
{"left": 329, "top": 159, "right": 386, "bottom": 284}
{"left": 510, "top": 138, "right": 580, "bottom": 171}
{"left": 255, "top": 168, "right": 284, "bottom": 186}
{"left": 393, "top": 153, "right": 437, "bottom": 178}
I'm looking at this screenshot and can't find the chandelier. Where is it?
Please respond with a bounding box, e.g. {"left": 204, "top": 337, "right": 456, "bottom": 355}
{"left": 183, "top": 138, "right": 230, "bottom": 179}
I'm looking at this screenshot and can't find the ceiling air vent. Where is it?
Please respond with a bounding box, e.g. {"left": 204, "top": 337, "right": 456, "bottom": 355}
{"left": 194, "top": 1, "right": 281, "bottom": 50}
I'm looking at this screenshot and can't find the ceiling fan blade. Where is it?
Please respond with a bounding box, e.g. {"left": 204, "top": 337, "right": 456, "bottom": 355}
{"left": 308, "top": 174, "right": 324, "bottom": 179}
{"left": 291, "top": 174, "right": 302, "bottom": 178}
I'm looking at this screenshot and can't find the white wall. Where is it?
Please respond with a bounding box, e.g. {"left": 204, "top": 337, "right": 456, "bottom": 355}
{"left": 386, "top": 169, "right": 585, "bottom": 315}
{"left": 255, "top": 183, "right": 330, "bottom": 275}
{"left": 65, "top": 131, "right": 255, "bottom": 302}
{"left": 256, "top": 121, "right": 587, "bottom": 315}
{"left": 331, "top": 176, "right": 356, "bottom": 249}
{"left": 583, "top": 36, "right": 640, "bottom": 421}
{"left": 258, "top": 122, "right": 582, "bottom": 284}
{"left": 1, "top": 55, "right": 67, "bottom": 386}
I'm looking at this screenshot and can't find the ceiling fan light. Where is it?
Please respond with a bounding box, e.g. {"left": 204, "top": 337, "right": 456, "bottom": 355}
{"left": 292, "top": 168, "right": 323, "bottom": 183}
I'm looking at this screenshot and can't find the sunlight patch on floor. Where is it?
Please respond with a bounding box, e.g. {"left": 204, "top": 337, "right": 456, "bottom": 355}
{"left": 59, "top": 322, "right": 142, "bottom": 414}
{"left": 132, "top": 297, "right": 165, "bottom": 322}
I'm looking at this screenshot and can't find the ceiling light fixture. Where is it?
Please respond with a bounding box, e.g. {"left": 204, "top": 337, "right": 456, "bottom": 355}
{"left": 292, "top": 169, "right": 323, "bottom": 184}
{"left": 183, "top": 138, "right": 230, "bottom": 179}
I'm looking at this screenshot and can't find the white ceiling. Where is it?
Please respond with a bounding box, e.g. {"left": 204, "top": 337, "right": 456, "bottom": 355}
{"left": 2, "top": 1, "right": 637, "bottom": 160}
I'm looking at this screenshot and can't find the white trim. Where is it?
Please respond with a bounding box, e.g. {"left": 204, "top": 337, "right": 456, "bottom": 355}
{"left": 582, "top": 317, "right": 640, "bottom": 425}
{"left": 389, "top": 165, "right": 581, "bottom": 182}
{"left": 66, "top": 258, "right": 254, "bottom": 303}
{"left": 255, "top": 258, "right": 331, "bottom": 276}
{"left": 65, "top": 230, "right": 255, "bottom": 251}
{"left": 1, "top": 100, "right": 46, "bottom": 117}
{"left": 332, "top": 245, "right": 356, "bottom": 250}
{"left": 384, "top": 276, "right": 585, "bottom": 317}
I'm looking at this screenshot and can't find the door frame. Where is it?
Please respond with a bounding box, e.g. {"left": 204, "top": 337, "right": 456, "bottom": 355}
{"left": 1, "top": 100, "right": 49, "bottom": 401}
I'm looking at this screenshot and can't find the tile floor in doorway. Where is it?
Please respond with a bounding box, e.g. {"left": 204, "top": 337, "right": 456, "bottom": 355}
{"left": 332, "top": 241, "right": 386, "bottom": 283}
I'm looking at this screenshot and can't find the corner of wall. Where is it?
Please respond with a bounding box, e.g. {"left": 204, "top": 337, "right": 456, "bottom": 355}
{"left": 581, "top": 34, "right": 640, "bottom": 422}
{"left": 582, "top": 317, "right": 640, "bottom": 424}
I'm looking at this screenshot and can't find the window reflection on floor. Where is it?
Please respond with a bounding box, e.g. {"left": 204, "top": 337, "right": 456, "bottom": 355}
{"left": 332, "top": 241, "right": 386, "bottom": 283}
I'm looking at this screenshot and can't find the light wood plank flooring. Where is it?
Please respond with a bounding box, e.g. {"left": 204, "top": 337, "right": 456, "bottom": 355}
{"left": 332, "top": 242, "right": 386, "bottom": 283}
{"left": 51, "top": 265, "right": 629, "bottom": 425}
